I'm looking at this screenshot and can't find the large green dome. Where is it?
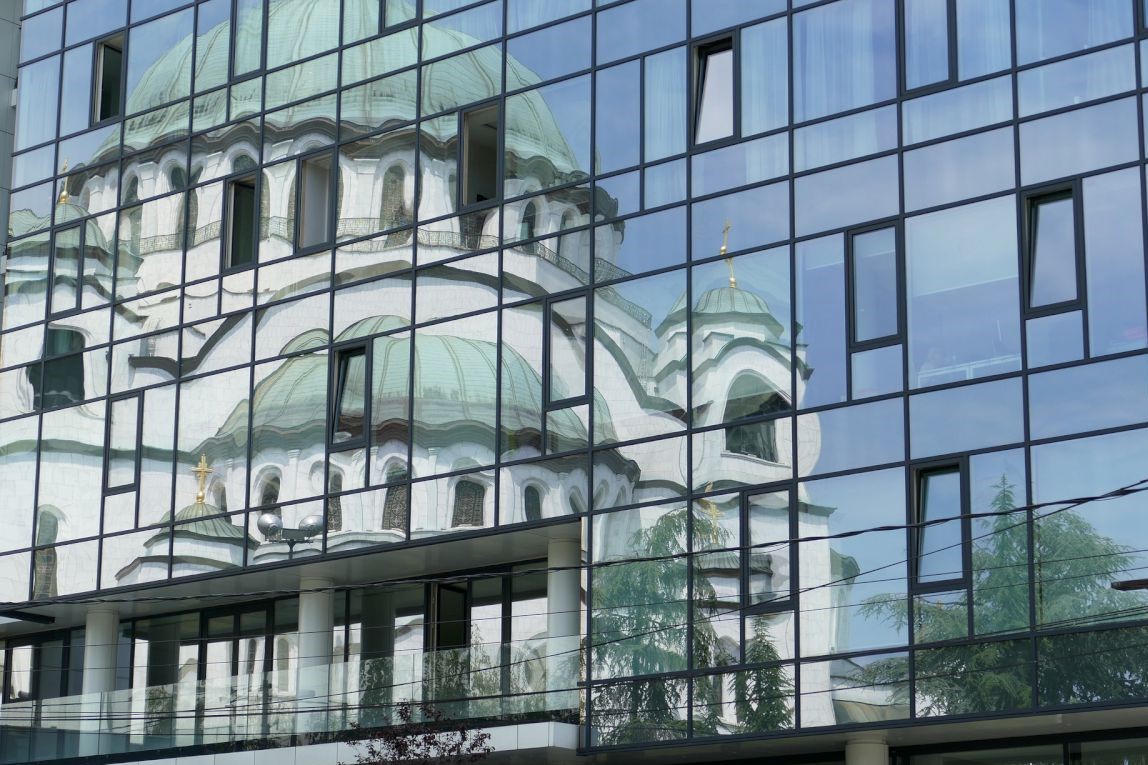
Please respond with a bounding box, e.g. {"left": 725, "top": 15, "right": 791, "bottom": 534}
{"left": 119, "top": 0, "right": 580, "bottom": 175}
{"left": 200, "top": 318, "right": 595, "bottom": 456}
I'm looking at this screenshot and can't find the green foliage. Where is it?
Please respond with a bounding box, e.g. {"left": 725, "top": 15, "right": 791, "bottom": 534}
{"left": 860, "top": 475, "right": 1148, "bottom": 715}
{"left": 592, "top": 504, "right": 791, "bottom": 743}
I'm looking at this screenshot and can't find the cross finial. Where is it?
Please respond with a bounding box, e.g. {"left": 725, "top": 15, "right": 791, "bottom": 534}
{"left": 192, "top": 454, "right": 212, "bottom": 504}
{"left": 721, "top": 221, "right": 736, "bottom": 288}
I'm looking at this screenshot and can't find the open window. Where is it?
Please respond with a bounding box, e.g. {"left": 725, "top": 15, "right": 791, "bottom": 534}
{"left": 105, "top": 394, "right": 142, "bottom": 492}
{"left": 331, "top": 345, "right": 369, "bottom": 449}
{"left": 1025, "top": 187, "right": 1082, "bottom": 313}
{"left": 913, "top": 463, "right": 968, "bottom": 592}
{"left": 545, "top": 294, "right": 589, "bottom": 406}
{"left": 745, "top": 489, "right": 794, "bottom": 612}
{"left": 225, "top": 175, "right": 257, "bottom": 268}
{"left": 461, "top": 104, "right": 500, "bottom": 207}
{"left": 49, "top": 225, "right": 82, "bottom": 316}
{"left": 849, "top": 225, "right": 900, "bottom": 346}
{"left": 694, "top": 37, "right": 735, "bottom": 144}
{"left": 93, "top": 35, "right": 123, "bottom": 124}
{"left": 297, "top": 152, "right": 333, "bottom": 249}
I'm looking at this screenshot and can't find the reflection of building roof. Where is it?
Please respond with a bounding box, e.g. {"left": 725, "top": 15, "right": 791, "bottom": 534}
{"left": 200, "top": 317, "right": 611, "bottom": 456}
{"left": 120, "top": 0, "right": 580, "bottom": 174}
{"left": 151, "top": 500, "right": 259, "bottom": 549}
{"left": 662, "top": 286, "right": 785, "bottom": 338}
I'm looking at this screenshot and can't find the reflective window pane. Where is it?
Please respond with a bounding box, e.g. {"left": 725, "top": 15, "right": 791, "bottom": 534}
{"left": 851, "top": 227, "right": 897, "bottom": 343}
{"left": 917, "top": 468, "right": 962, "bottom": 584}
{"left": 904, "top": 0, "right": 949, "bottom": 90}
{"left": 1028, "top": 195, "right": 1077, "bottom": 308}
{"left": 1016, "top": 0, "right": 1131, "bottom": 65}
{"left": 695, "top": 47, "right": 733, "bottom": 144}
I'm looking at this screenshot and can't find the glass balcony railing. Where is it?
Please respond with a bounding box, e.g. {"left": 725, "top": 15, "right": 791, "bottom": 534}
{"left": 0, "top": 636, "right": 580, "bottom": 763}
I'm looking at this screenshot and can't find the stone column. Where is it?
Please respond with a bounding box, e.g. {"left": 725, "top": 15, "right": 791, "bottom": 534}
{"left": 546, "top": 538, "right": 581, "bottom": 710}
{"left": 846, "top": 734, "right": 889, "bottom": 765}
{"left": 297, "top": 577, "right": 334, "bottom": 732}
{"left": 80, "top": 607, "right": 119, "bottom": 755}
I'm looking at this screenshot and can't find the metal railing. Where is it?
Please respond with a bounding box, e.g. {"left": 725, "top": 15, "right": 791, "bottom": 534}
{"left": 0, "top": 635, "right": 579, "bottom": 763}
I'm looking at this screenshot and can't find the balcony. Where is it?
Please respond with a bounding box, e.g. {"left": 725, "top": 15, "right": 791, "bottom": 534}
{"left": 0, "top": 636, "right": 580, "bottom": 764}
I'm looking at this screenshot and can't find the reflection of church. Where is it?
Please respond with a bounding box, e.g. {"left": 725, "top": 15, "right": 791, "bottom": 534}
{"left": 0, "top": 0, "right": 892, "bottom": 744}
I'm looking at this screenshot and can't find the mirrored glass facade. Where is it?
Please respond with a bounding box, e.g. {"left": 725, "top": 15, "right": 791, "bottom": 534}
{"left": 5, "top": 0, "right": 1148, "bottom": 762}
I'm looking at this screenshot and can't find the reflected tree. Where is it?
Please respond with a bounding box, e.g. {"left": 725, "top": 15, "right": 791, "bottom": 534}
{"left": 593, "top": 505, "right": 791, "bottom": 743}
{"left": 860, "top": 476, "right": 1148, "bottom": 715}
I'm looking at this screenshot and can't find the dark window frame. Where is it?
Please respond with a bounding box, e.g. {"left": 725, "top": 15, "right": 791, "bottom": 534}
{"left": 845, "top": 220, "right": 904, "bottom": 352}
{"left": 47, "top": 223, "right": 84, "bottom": 318}
{"left": 223, "top": 172, "right": 259, "bottom": 271}
{"left": 691, "top": 33, "right": 739, "bottom": 148}
{"left": 329, "top": 342, "right": 371, "bottom": 452}
{"left": 543, "top": 292, "right": 591, "bottom": 410}
{"left": 103, "top": 391, "right": 143, "bottom": 494}
{"left": 899, "top": 0, "right": 959, "bottom": 96}
{"left": 92, "top": 34, "right": 124, "bottom": 126}
{"left": 910, "top": 459, "right": 971, "bottom": 595}
{"left": 742, "top": 486, "right": 796, "bottom": 616}
{"left": 459, "top": 100, "right": 503, "bottom": 211}
{"left": 1022, "top": 181, "right": 1087, "bottom": 319}
{"left": 294, "top": 149, "right": 336, "bottom": 253}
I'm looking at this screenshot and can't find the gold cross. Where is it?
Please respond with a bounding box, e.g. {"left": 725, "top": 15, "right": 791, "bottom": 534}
{"left": 192, "top": 454, "right": 212, "bottom": 503}
{"left": 721, "top": 221, "right": 736, "bottom": 288}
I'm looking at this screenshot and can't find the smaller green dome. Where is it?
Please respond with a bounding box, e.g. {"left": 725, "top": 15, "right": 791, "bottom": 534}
{"left": 661, "top": 286, "right": 785, "bottom": 337}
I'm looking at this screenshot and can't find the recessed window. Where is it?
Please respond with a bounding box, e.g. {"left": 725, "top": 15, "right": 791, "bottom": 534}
{"left": 331, "top": 346, "right": 368, "bottom": 447}
{"left": 226, "top": 175, "right": 257, "bottom": 268}
{"left": 914, "top": 465, "right": 966, "bottom": 589}
{"left": 746, "top": 489, "right": 793, "bottom": 610}
{"left": 547, "top": 295, "right": 588, "bottom": 404}
{"left": 694, "top": 40, "right": 734, "bottom": 144}
{"left": 1027, "top": 191, "right": 1079, "bottom": 310}
{"left": 452, "top": 480, "right": 486, "bottom": 527}
{"left": 524, "top": 486, "right": 542, "bottom": 522}
{"left": 106, "top": 395, "right": 141, "bottom": 491}
{"left": 461, "top": 104, "right": 500, "bottom": 206}
{"left": 850, "top": 226, "right": 900, "bottom": 345}
{"left": 33, "top": 329, "right": 85, "bottom": 410}
{"left": 258, "top": 473, "right": 281, "bottom": 509}
{"left": 49, "top": 225, "right": 82, "bottom": 316}
{"left": 297, "top": 153, "right": 333, "bottom": 249}
{"left": 93, "top": 36, "right": 123, "bottom": 123}
{"left": 381, "top": 465, "right": 409, "bottom": 531}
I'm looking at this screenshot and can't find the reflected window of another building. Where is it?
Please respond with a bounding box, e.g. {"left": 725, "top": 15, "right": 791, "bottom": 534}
{"left": 94, "top": 35, "right": 123, "bottom": 123}
{"left": 694, "top": 39, "right": 734, "bottom": 144}
{"left": 35, "top": 329, "right": 86, "bottom": 409}
{"left": 723, "top": 374, "right": 785, "bottom": 463}
{"left": 49, "top": 225, "right": 81, "bottom": 316}
{"left": 524, "top": 485, "right": 542, "bottom": 522}
{"left": 213, "top": 482, "right": 228, "bottom": 513}
{"left": 461, "top": 104, "right": 500, "bottom": 206}
{"left": 328, "top": 470, "right": 343, "bottom": 532}
{"left": 380, "top": 165, "right": 409, "bottom": 231}
{"left": 452, "top": 480, "right": 485, "bottom": 527}
{"left": 258, "top": 472, "right": 281, "bottom": 511}
{"left": 519, "top": 201, "right": 537, "bottom": 241}
{"left": 381, "top": 465, "right": 409, "bottom": 531}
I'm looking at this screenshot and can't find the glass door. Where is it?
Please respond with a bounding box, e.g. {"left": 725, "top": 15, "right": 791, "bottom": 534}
{"left": 197, "top": 605, "right": 271, "bottom": 742}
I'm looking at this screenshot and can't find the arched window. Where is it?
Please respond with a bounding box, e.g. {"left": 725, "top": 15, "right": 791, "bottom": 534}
{"left": 381, "top": 465, "right": 408, "bottom": 531}
{"left": 722, "top": 374, "right": 786, "bottom": 462}
{"left": 519, "top": 202, "right": 537, "bottom": 241}
{"left": 451, "top": 480, "right": 485, "bottom": 527}
{"left": 524, "top": 485, "right": 542, "bottom": 522}
{"left": 380, "top": 166, "right": 408, "bottom": 230}
{"left": 212, "top": 482, "right": 228, "bottom": 512}
{"left": 327, "top": 470, "right": 343, "bottom": 532}
{"left": 123, "top": 177, "right": 142, "bottom": 254}
{"left": 233, "top": 154, "right": 258, "bottom": 174}
{"left": 34, "top": 329, "right": 85, "bottom": 409}
{"left": 33, "top": 509, "right": 60, "bottom": 600}
{"left": 258, "top": 472, "right": 281, "bottom": 514}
